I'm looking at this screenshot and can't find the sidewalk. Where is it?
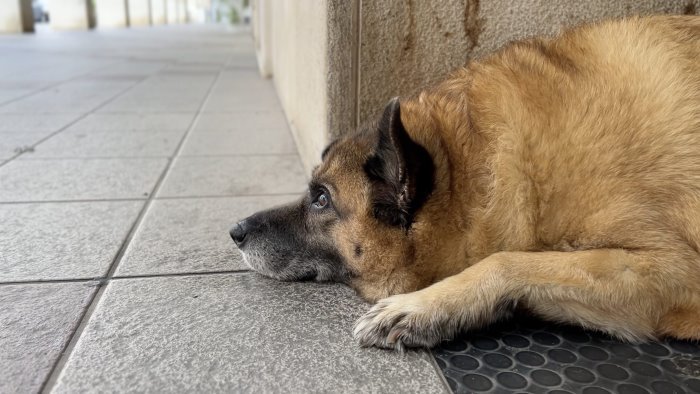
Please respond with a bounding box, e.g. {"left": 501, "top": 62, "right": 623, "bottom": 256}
{"left": 0, "top": 26, "right": 447, "bottom": 393}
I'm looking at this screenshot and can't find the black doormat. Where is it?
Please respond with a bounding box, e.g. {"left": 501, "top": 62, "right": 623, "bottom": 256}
{"left": 433, "top": 314, "right": 700, "bottom": 393}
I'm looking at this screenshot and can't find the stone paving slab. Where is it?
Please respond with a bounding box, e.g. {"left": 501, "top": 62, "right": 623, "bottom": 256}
{"left": 116, "top": 196, "right": 295, "bottom": 276}
{"left": 157, "top": 156, "right": 307, "bottom": 198}
{"left": 0, "top": 114, "right": 83, "bottom": 132}
{"left": 0, "top": 88, "right": 34, "bottom": 105}
{"left": 180, "top": 129, "right": 297, "bottom": 156}
{"left": 53, "top": 274, "right": 447, "bottom": 393}
{"left": 0, "top": 79, "right": 136, "bottom": 114}
{"left": 0, "top": 131, "right": 53, "bottom": 160}
{"left": 0, "top": 201, "right": 143, "bottom": 281}
{"left": 27, "top": 129, "right": 186, "bottom": 158}
{"left": 0, "top": 282, "right": 96, "bottom": 394}
{"left": 192, "top": 112, "right": 288, "bottom": 133}
{"left": 65, "top": 113, "right": 195, "bottom": 133}
{"left": 0, "top": 158, "right": 167, "bottom": 202}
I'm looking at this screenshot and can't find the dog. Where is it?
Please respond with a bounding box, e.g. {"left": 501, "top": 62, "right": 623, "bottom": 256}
{"left": 230, "top": 16, "right": 700, "bottom": 350}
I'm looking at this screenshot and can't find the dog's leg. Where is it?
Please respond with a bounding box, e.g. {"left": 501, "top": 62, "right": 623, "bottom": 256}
{"left": 353, "top": 249, "right": 698, "bottom": 349}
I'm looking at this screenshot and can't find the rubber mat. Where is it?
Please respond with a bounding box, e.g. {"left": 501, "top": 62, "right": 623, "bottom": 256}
{"left": 433, "top": 314, "right": 700, "bottom": 393}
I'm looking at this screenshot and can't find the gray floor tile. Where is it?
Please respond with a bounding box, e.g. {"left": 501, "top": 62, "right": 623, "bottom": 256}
{"left": 65, "top": 113, "right": 195, "bottom": 132}
{"left": 0, "top": 282, "right": 96, "bottom": 394}
{"left": 180, "top": 130, "right": 297, "bottom": 156}
{"left": 0, "top": 80, "right": 135, "bottom": 114}
{"left": 192, "top": 112, "right": 288, "bottom": 133}
{"left": 157, "top": 156, "right": 307, "bottom": 198}
{"left": 0, "top": 132, "right": 53, "bottom": 160}
{"left": 98, "top": 91, "right": 208, "bottom": 113}
{"left": 203, "top": 89, "right": 281, "bottom": 112}
{"left": 0, "top": 88, "right": 34, "bottom": 105}
{"left": 0, "top": 201, "right": 143, "bottom": 281}
{"left": 53, "top": 274, "right": 446, "bottom": 393}
{"left": 88, "top": 61, "right": 167, "bottom": 78}
{"left": 116, "top": 195, "right": 294, "bottom": 276}
{"left": 0, "top": 158, "right": 167, "bottom": 202}
{"left": 28, "top": 129, "right": 186, "bottom": 158}
{"left": 0, "top": 114, "right": 83, "bottom": 132}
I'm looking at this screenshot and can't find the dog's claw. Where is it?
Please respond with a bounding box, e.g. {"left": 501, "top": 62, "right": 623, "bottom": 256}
{"left": 353, "top": 293, "right": 446, "bottom": 351}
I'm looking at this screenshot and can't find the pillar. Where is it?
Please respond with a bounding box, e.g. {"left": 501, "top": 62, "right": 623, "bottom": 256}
{"left": 129, "top": 0, "right": 152, "bottom": 26}
{"left": 49, "top": 0, "right": 96, "bottom": 30}
{"left": 253, "top": 0, "right": 272, "bottom": 77}
{"left": 176, "top": 0, "right": 188, "bottom": 23}
{"left": 95, "top": 0, "right": 129, "bottom": 28}
{"left": 0, "top": 0, "right": 34, "bottom": 33}
{"left": 151, "top": 0, "right": 166, "bottom": 25}
{"left": 166, "top": 0, "right": 178, "bottom": 24}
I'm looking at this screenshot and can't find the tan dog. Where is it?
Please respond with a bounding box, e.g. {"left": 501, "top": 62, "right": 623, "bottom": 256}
{"left": 230, "top": 16, "right": 700, "bottom": 350}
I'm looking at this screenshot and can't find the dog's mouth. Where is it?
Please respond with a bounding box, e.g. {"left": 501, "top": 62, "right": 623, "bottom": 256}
{"left": 228, "top": 197, "right": 352, "bottom": 284}
{"left": 234, "top": 239, "right": 320, "bottom": 282}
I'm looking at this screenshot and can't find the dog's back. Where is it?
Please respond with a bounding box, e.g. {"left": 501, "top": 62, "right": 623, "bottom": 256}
{"left": 459, "top": 16, "right": 700, "bottom": 257}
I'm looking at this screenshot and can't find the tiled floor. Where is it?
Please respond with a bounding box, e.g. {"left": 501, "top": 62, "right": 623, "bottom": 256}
{"left": 0, "top": 26, "right": 448, "bottom": 393}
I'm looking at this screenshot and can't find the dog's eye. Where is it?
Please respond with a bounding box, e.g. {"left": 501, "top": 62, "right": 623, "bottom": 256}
{"left": 312, "top": 192, "right": 329, "bottom": 209}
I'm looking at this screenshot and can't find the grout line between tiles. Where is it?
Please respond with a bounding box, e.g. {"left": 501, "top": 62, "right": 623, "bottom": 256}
{"left": 0, "top": 192, "right": 302, "bottom": 205}
{"left": 427, "top": 350, "right": 456, "bottom": 394}
{"left": 111, "top": 269, "right": 252, "bottom": 280}
{"left": 0, "top": 59, "right": 127, "bottom": 108}
{"left": 13, "top": 152, "right": 301, "bottom": 160}
{"left": 0, "top": 77, "right": 149, "bottom": 169}
{"left": 0, "top": 269, "right": 253, "bottom": 287}
{"left": 39, "top": 68, "right": 225, "bottom": 393}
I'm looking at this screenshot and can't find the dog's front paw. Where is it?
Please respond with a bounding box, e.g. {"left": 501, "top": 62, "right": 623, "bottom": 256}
{"left": 353, "top": 292, "right": 449, "bottom": 351}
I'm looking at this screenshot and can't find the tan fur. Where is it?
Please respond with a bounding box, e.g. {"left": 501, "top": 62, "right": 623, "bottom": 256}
{"left": 318, "top": 16, "right": 700, "bottom": 348}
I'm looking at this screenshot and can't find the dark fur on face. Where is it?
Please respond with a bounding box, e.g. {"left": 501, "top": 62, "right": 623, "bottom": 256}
{"left": 231, "top": 98, "right": 435, "bottom": 293}
{"left": 233, "top": 194, "right": 351, "bottom": 283}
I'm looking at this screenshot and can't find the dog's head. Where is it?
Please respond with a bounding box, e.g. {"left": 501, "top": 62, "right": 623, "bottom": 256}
{"left": 230, "top": 98, "right": 440, "bottom": 301}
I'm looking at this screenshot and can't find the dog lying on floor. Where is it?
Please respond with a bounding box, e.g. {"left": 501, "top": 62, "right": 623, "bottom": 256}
{"left": 230, "top": 16, "right": 700, "bottom": 350}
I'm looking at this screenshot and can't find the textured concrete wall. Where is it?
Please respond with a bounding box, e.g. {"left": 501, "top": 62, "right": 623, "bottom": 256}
{"left": 256, "top": 0, "right": 700, "bottom": 171}
{"left": 129, "top": 0, "right": 152, "bottom": 26}
{"left": 49, "top": 0, "right": 96, "bottom": 30}
{"left": 95, "top": 0, "right": 130, "bottom": 28}
{"left": 357, "top": 0, "right": 700, "bottom": 125}
{"left": 268, "top": 0, "right": 329, "bottom": 172}
{"left": 0, "top": 0, "right": 34, "bottom": 33}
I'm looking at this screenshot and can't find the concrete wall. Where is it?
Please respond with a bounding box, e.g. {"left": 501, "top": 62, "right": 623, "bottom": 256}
{"left": 255, "top": 0, "right": 700, "bottom": 172}
{"left": 49, "top": 0, "right": 96, "bottom": 30}
{"left": 266, "top": 0, "right": 329, "bottom": 171}
{"left": 357, "top": 0, "right": 700, "bottom": 130}
{"left": 0, "top": 0, "right": 34, "bottom": 33}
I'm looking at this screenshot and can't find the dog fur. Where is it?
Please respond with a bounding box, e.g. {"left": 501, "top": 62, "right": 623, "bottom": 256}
{"left": 232, "top": 16, "right": 700, "bottom": 350}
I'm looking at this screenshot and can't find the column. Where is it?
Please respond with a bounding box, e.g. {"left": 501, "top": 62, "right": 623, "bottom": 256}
{"left": 95, "top": 0, "right": 129, "bottom": 28}
{"left": 253, "top": 0, "right": 272, "bottom": 77}
{"left": 151, "top": 0, "right": 167, "bottom": 25}
{"left": 49, "top": 0, "right": 95, "bottom": 30}
{"left": 176, "top": 0, "right": 188, "bottom": 23}
{"left": 0, "top": 0, "right": 34, "bottom": 33}
{"left": 129, "top": 0, "right": 152, "bottom": 26}
{"left": 166, "top": 0, "right": 178, "bottom": 24}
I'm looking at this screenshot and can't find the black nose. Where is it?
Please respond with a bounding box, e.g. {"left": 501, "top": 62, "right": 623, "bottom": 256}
{"left": 230, "top": 220, "right": 249, "bottom": 247}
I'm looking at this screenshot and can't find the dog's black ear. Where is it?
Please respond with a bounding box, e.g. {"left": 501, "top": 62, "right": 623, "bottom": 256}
{"left": 363, "top": 97, "right": 435, "bottom": 229}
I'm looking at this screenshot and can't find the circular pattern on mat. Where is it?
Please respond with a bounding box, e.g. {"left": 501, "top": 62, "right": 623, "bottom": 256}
{"left": 433, "top": 314, "right": 700, "bottom": 393}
